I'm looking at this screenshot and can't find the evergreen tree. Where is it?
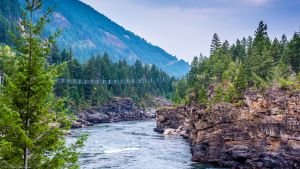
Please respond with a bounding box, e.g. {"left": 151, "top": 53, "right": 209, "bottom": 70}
{"left": 197, "top": 85, "right": 207, "bottom": 104}
{"left": 221, "top": 40, "right": 230, "bottom": 53}
{"left": 280, "top": 34, "right": 288, "bottom": 48}
{"left": 286, "top": 32, "right": 300, "bottom": 73}
{"left": 48, "top": 43, "right": 60, "bottom": 64}
{"left": 231, "top": 39, "right": 246, "bottom": 61}
{"left": 246, "top": 36, "right": 253, "bottom": 53}
{"left": 188, "top": 56, "right": 199, "bottom": 85}
{"left": 210, "top": 33, "right": 221, "bottom": 54}
{"left": 234, "top": 58, "right": 253, "bottom": 91}
{"left": 0, "top": 1, "right": 86, "bottom": 168}
{"left": 273, "top": 58, "right": 291, "bottom": 80}
{"left": 249, "top": 21, "right": 274, "bottom": 82}
{"left": 271, "top": 38, "right": 282, "bottom": 64}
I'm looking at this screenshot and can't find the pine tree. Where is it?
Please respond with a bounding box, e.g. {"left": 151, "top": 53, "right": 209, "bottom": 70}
{"left": 280, "top": 34, "right": 288, "bottom": 48}
{"left": 249, "top": 21, "right": 274, "bottom": 83}
{"left": 188, "top": 56, "right": 199, "bottom": 85}
{"left": 0, "top": 1, "right": 86, "bottom": 168}
{"left": 234, "top": 60, "right": 252, "bottom": 91}
{"left": 231, "top": 39, "right": 246, "bottom": 61}
{"left": 246, "top": 36, "right": 253, "bottom": 53}
{"left": 197, "top": 85, "right": 207, "bottom": 104}
{"left": 273, "top": 58, "right": 291, "bottom": 80}
{"left": 210, "top": 33, "right": 221, "bottom": 54}
{"left": 286, "top": 32, "right": 300, "bottom": 73}
{"left": 271, "top": 38, "right": 282, "bottom": 64}
{"left": 254, "top": 21, "right": 268, "bottom": 45}
{"left": 222, "top": 40, "right": 230, "bottom": 53}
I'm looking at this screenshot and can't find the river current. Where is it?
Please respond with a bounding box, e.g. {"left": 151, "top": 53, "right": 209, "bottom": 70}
{"left": 68, "top": 120, "right": 218, "bottom": 169}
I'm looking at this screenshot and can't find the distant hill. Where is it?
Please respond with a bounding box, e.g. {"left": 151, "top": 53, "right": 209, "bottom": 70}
{"left": 15, "top": 0, "right": 190, "bottom": 77}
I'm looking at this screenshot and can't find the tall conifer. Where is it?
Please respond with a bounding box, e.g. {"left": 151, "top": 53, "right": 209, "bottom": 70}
{"left": 0, "top": 1, "right": 86, "bottom": 168}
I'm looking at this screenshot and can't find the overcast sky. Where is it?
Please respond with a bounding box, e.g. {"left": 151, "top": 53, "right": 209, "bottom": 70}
{"left": 80, "top": 0, "right": 300, "bottom": 63}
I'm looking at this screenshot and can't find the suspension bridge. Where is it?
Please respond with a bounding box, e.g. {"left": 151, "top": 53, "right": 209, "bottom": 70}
{"left": 55, "top": 77, "right": 168, "bottom": 85}
{"left": 0, "top": 75, "right": 179, "bottom": 85}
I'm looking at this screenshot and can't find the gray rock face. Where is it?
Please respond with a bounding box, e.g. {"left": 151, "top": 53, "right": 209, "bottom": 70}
{"left": 72, "top": 98, "right": 146, "bottom": 128}
{"left": 154, "top": 106, "right": 186, "bottom": 132}
{"left": 155, "top": 88, "right": 300, "bottom": 169}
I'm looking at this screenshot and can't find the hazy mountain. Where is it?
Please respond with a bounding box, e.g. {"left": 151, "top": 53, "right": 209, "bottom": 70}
{"left": 15, "top": 0, "right": 190, "bottom": 77}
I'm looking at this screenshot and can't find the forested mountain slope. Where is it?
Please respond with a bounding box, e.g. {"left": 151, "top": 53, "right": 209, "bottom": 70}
{"left": 0, "top": 0, "right": 21, "bottom": 45}
{"left": 16, "top": 0, "right": 190, "bottom": 77}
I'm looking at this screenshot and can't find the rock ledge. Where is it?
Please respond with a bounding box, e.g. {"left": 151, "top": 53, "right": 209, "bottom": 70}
{"left": 72, "top": 97, "right": 147, "bottom": 128}
{"left": 155, "top": 88, "right": 300, "bottom": 169}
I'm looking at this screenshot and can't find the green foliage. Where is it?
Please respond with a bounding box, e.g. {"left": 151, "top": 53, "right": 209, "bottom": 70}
{"left": 223, "top": 83, "right": 239, "bottom": 102}
{"left": 173, "top": 89, "right": 181, "bottom": 104}
{"left": 286, "top": 32, "right": 300, "bottom": 73}
{"left": 234, "top": 60, "right": 252, "bottom": 91}
{"left": 173, "top": 21, "right": 299, "bottom": 105}
{"left": 273, "top": 58, "right": 291, "bottom": 80}
{"left": 212, "top": 84, "right": 224, "bottom": 103}
{"left": 278, "top": 78, "right": 295, "bottom": 89}
{"left": 252, "top": 72, "right": 269, "bottom": 89}
{"left": 222, "top": 61, "right": 239, "bottom": 81}
{"left": 250, "top": 21, "right": 274, "bottom": 82}
{"left": 0, "top": 1, "right": 85, "bottom": 168}
{"left": 198, "top": 85, "right": 207, "bottom": 104}
{"left": 230, "top": 39, "right": 246, "bottom": 61}
{"left": 211, "top": 82, "right": 239, "bottom": 104}
{"left": 172, "top": 79, "right": 188, "bottom": 104}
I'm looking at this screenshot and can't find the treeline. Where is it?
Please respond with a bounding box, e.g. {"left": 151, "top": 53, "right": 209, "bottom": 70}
{"left": 174, "top": 21, "right": 300, "bottom": 104}
{"left": 49, "top": 45, "right": 175, "bottom": 109}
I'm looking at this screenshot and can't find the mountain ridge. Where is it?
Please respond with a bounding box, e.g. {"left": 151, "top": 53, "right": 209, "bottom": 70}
{"left": 17, "top": 0, "right": 190, "bottom": 77}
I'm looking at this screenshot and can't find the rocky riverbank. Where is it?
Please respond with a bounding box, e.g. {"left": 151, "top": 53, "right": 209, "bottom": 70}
{"left": 72, "top": 96, "right": 172, "bottom": 128}
{"left": 155, "top": 87, "right": 300, "bottom": 169}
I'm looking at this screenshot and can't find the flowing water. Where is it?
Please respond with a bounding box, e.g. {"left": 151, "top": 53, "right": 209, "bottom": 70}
{"left": 68, "top": 120, "right": 218, "bottom": 169}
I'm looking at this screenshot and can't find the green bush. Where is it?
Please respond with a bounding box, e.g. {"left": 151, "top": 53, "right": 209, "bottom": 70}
{"left": 198, "top": 85, "right": 208, "bottom": 104}
{"left": 224, "top": 83, "right": 239, "bottom": 102}
{"left": 212, "top": 84, "right": 224, "bottom": 103}
{"left": 279, "top": 78, "right": 295, "bottom": 89}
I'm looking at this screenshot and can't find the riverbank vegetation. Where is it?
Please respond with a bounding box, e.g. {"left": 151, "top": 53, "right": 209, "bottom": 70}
{"left": 173, "top": 21, "right": 300, "bottom": 105}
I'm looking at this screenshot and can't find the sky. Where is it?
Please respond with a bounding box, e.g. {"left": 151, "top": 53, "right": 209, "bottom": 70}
{"left": 80, "top": 0, "right": 300, "bottom": 63}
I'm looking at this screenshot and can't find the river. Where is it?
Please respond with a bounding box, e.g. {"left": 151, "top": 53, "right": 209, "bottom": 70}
{"left": 68, "top": 120, "right": 218, "bottom": 169}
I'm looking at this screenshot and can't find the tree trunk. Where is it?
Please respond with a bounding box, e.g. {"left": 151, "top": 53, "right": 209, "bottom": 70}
{"left": 24, "top": 118, "right": 29, "bottom": 169}
{"left": 24, "top": 4, "right": 33, "bottom": 168}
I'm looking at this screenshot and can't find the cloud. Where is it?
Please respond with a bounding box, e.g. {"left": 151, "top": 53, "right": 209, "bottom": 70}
{"left": 131, "top": 0, "right": 274, "bottom": 8}
{"left": 241, "top": 0, "right": 274, "bottom": 6}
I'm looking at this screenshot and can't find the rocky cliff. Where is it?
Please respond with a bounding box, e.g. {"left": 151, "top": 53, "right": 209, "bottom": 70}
{"left": 155, "top": 87, "right": 300, "bottom": 168}
{"left": 72, "top": 96, "right": 171, "bottom": 128}
{"left": 72, "top": 98, "right": 146, "bottom": 128}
